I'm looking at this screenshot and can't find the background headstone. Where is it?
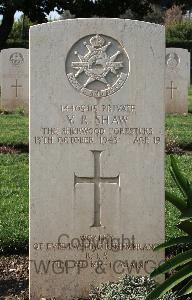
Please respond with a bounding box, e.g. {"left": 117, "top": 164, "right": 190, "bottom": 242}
{"left": 187, "top": 50, "right": 191, "bottom": 87}
{"left": 30, "top": 19, "right": 165, "bottom": 300}
{"left": 165, "top": 48, "right": 190, "bottom": 114}
{"left": 0, "top": 48, "right": 29, "bottom": 112}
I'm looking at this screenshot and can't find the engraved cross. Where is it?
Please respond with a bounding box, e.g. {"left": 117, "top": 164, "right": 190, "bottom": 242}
{"left": 11, "top": 79, "right": 22, "bottom": 98}
{"left": 74, "top": 150, "right": 120, "bottom": 227}
{"left": 166, "top": 81, "right": 177, "bottom": 99}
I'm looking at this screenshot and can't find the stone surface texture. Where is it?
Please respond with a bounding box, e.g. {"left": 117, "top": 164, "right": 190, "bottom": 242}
{"left": 30, "top": 19, "right": 165, "bottom": 300}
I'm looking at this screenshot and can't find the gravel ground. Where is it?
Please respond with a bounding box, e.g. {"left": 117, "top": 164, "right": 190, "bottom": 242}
{"left": 1, "top": 255, "right": 190, "bottom": 300}
{"left": 0, "top": 255, "right": 28, "bottom": 300}
{"left": 0, "top": 256, "right": 86, "bottom": 299}
{"left": 0, "top": 146, "right": 20, "bottom": 154}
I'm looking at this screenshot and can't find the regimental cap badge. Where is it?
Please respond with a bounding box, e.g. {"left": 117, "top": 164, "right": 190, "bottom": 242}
{"left": 166, "top": 52, "right": 180, "bottom": 69}
{"left": 66, "top": 34, "right": 130, "bottom": 98}
{"left": 9, "top": 52, "right": 24, "bottom": 65}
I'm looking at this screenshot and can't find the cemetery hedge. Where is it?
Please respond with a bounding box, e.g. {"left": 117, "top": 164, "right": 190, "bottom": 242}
{"left": 4, "top": 39, "right": 29, "bottom": 49}
{"left": 166, "top": 22, "right": 192, "bottom": 43}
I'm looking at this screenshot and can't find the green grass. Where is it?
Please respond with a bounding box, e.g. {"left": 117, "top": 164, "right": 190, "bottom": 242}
{"left": 0, "top": 154, "right": 28, "bottom": 253}
{"left": 166, "top": 86, "right": 192, "bottom": 148}
{"left": 0, "top": 113, "right": 28, "bottom": 145}
{"left": 188, "top": 85, "right": 192, "bottom": 113}
{"left": 166, "top": 114, "right": 192, "bottom": 147}
{"left": 165, "top": 154, "right": 192, "bottom": 241}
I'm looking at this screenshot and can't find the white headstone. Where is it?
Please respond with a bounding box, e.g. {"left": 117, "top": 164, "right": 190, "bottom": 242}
{"left": 187, "top": 50, "right": 191, "bottom": 87}
{"left": 0, "top": 48, "right": 29, "bottom": 112}
{"left": 30, "top": 19, "right": 165, "bottom": 300}
{"left": 165, "top": 48, "right": 190, "bottom": 114}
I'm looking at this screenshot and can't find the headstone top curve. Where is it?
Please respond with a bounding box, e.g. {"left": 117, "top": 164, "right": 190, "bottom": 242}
{"left": 30, "top": 18, "right": 165, "bottom": 31}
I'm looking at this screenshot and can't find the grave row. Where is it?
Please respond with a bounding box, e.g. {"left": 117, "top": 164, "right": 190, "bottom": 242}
{"left": 0, "top": 19, "right": 191, "bottom": 299}
{"left": 29, "top": 18, "right": 192, "bottom": 299}
{"left": 0, "top": 44, "right": 190, "bottom": 114}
